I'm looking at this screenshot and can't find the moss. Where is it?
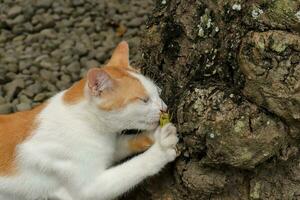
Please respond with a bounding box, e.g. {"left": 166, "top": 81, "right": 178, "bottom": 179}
{"left": 270, "top": 41, "right": 287, "bottom": 53}
{"left": 250, "top": 182, "right": 261, "bottom": 199}
{"left": 257, "top": 38, "right": 265, "bottom": 50}
{"left": 234, "top": 120, "right": 246, "bottom": 133}
{"left": 240, "top": 151, "right": 253, "bottom": 161}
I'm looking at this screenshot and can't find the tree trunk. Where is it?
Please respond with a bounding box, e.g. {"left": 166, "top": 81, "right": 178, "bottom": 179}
{"left": 123, "top": 0, "right": 300, "bottom": 199}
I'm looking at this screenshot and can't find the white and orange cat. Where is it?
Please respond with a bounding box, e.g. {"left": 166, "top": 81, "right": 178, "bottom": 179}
{"left": 0, "top": 41, "right": 178, "bottom": 200}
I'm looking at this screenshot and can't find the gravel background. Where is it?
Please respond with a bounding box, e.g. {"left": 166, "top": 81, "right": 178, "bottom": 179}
{"left": 0, "top": 0, "right": 154, "bottom": 114}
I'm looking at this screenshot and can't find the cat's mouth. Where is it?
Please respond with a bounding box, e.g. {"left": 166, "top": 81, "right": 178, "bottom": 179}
{"left": 121, "top": 119, "right": 159, "bottom": 135}
{"left": 121, "top": 129, "right": 143, "bottom": 135}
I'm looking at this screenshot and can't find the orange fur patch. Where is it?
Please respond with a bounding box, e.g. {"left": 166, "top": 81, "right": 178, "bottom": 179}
{"left": 128, "top": 134, "right": 153, "bottom": 153}
{"left": 63, "top": 41, "right": 146, "bottom": 109}
{"left": 62, "top": 67, "right": 147, "bottom": 110}
{"left": 98, "top": 66, "right": 147, "bottom": 111}
{"left": 0, "top": 103, "right": 46, "bottom": 175}
{"left": 63, "top": 79, "right": 86, "bottom": 105}
{"left": 106, "top": 41, "right": 129, "bottom": 67}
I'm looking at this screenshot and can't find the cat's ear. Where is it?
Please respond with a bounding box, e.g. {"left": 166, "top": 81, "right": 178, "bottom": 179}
{"left": 87, "top": 68, "right": 114, "bottom": 96}
{"left": 107, "top": 41, "right": 129, "bottom": 68}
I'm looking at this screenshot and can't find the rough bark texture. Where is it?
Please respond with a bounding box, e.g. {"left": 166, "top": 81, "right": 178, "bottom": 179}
{"left": 123, "top": 0, "right": 300, "bottom": 199}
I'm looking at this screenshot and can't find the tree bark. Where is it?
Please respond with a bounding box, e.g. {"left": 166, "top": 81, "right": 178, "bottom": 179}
{"left": 123, "top": 0, "right": 300, "bottom": 199}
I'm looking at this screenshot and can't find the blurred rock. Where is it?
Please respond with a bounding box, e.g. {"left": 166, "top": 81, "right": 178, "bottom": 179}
{"left": 16, "top": 102, "right": 32, "bottom": 111}
{"left": 35, "top": 0, "right": 52, "bottom": 9}
{"left": 0, "top": 103, "right": 13, "bottom": 114}
{"left": 3, "top": 79, "right": 25, "bottom": 101}
{"left": 7, "top": 6, "right": 22, "bottom": 18}
{"left": 0, "top": 97, "right": 6, "bottom": 105}
{"left": 83, "top": 59, "right": 100, "bottom": 69}
{"left": 67, "top": 61, "right": 81, "bottom": 73}
{"left": 0, "top": 0, "right": 152, "bottom": 112}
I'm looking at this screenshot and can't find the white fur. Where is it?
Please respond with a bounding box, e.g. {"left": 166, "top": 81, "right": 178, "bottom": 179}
{"left": 0, "top": 72, "right": 178, "bottom": 200}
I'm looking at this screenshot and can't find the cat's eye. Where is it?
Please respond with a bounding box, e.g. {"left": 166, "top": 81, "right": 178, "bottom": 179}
{"left": 139, "top": 97, "right": 150, "bottom": 103}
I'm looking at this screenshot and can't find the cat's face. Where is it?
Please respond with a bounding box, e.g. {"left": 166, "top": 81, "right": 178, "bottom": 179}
{"left": 86, "top": 42, "right": 167, "bottom": 131}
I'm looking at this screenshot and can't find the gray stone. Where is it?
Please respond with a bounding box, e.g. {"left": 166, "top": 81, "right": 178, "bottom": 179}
{"left": 0, "top": 69, "right": 7, "bottom": 84}
{"left": 72, "top": 0, "right": 84, "bottom": 6}
{"left": 0, "top": 33, "right": 8, "bottom": 43}
{"left": 19, "top": 95, "right": 32, "bottom": 104}
{"left": 4, "top": 56, "right": 17, "bottom": 64}
{"left": 40, "top": 13, "right": 55, "bottom": 27}
{"left": 34, "top": 93, "right": 47, "bottom": 101}
{"left": 61, "top": 75, "right": 71, "bottom": 84}
{"left": 83, "top": 59, "right": 100, "bottom": 69}
{"left": 4, "top": 79, "right": 25, "bottom": 101}
{"left": 61, "top": 55, "right": 73, "bottom": 65}
{"left": 6, "top": 64, "right": 18, "bottom": 73}
{"left": 0, "top": 103, "right": 12, "bottom": 114}
{"left": 16, "top": 102, "right": 32, "bottom": 112}
{"left": 19, "top": 60, "right": 32, "bottom": 71}
{"left": 40, "top": 60, "right": 53, "bottom": 69}
{"left": 74, "top": 42, "right": 88, "bottom": 56}
{"left": 95, "top": 47, "right": 107, "bottom": 60}
{"left": 6, "top": 72, "right": 17, "bottom": 80}
{"left": 22, "top": 69, "right": 31, "bottom": 75}
{"left": 40, "top": 29, "right": 56, "bottom": 39}
{"left": 56, "top": 81, "right": 68, "bottom": 90}
{"left": 29, "top": 66, "right": 38, "bottom": 73}
{"left": 50, "top": 49, "right": 63, "bottom": 59}
{"left": 78, "top": 17, "right": 93, "bottom": 27}
{"left": 22, "top": 4, "right": 34, "bottom": 17}
{"left": 45, "top": 82, "right": 57, "bottom": 92}
{"left": 40, "top": 69, "right": 52, "bottom": 80}
{"left": 11, "top": 15, "right": 25, "bottom": 25}
{"left": 22, "top": 89, "right": 34, "bottom": 98}
{"left": 0, "top": 97, "right": 6, "bottom": 105}
{"left": 128, "top": 18, "right": 143, "bottom": 27}
{"left": 7, "top": 6, "right": 22, "bottom": 18}
{"left": 27, "top": 82, "right": 42, "bottom": 95}
{"left": 67, "top": 62, "right": 81, "bottom": 73}
{"left": 60, "top": 40, "right": 74, "bottom": 50}
{"left": 36, "top": 0, "right": 52, "bottom": 9}
{"left": 34, "top": 55, "right": 49, "bottom": 63}
{"left": 23, "top": 22, "right": 34, "bottom": 32}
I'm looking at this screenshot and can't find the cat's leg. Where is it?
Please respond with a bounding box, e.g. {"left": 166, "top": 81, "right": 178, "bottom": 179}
{"left": 114, "top": 131, "right": 154, "bottom": 161}
{"left": 67, "top": 123, "right": 178, "bottom": 200}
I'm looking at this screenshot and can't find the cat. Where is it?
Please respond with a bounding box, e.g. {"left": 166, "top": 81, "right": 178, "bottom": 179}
{"left": 0, "top": 41, "right": 178, "bottom": 200}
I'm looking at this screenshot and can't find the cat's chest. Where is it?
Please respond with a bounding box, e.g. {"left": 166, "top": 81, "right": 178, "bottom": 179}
{"left": 68, "top": 133, "right": 117, "bottom": 169}
{"left": 79, "top": 138, "right": 115, "bottom": 164}
{"left": 26, "top": 129, "right": 117, "bottom": 171}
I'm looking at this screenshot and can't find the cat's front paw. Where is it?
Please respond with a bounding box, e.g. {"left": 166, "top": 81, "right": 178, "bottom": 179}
{"left": 153, "top": 123, "right": 178, "bottom": 162}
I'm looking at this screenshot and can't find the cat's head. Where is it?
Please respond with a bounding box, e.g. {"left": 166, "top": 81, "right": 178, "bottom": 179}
{"left": 85, "top": 42, "right": 166, "bottom": 131}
